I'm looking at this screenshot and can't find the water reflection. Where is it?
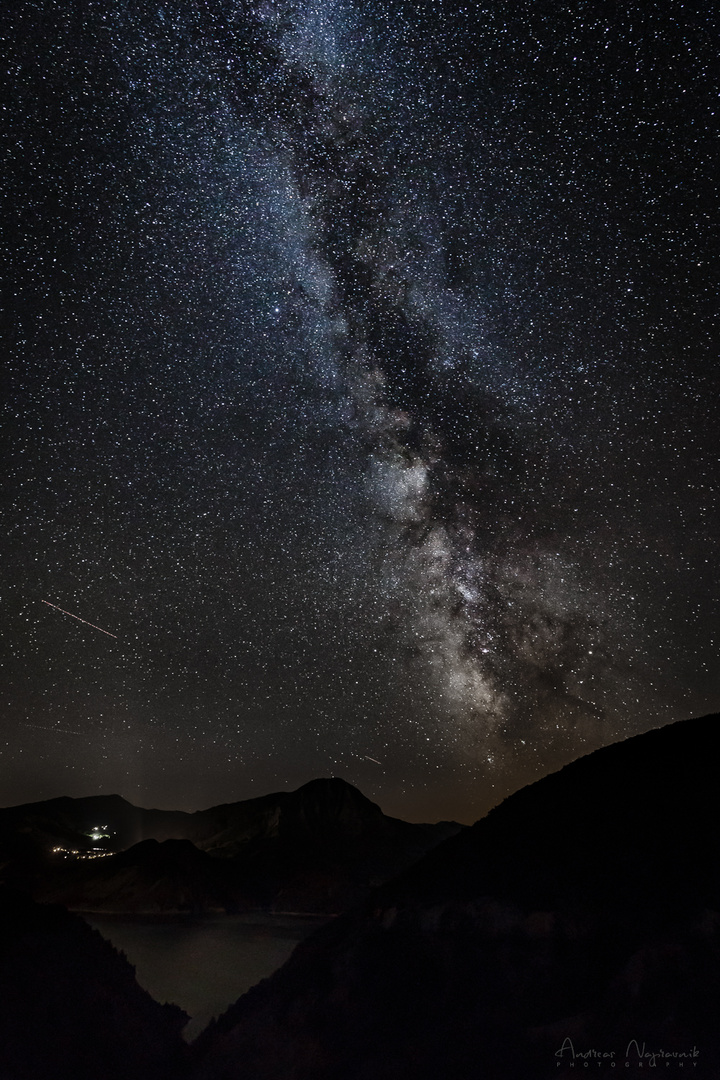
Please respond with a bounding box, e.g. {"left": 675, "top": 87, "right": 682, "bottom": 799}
{"left": 85, "top": 912, "right": 331, "bottom": 1040}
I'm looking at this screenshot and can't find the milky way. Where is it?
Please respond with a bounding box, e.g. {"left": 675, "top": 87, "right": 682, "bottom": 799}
{"left": 3, "top": 0, "right": 718, "bottom": 820}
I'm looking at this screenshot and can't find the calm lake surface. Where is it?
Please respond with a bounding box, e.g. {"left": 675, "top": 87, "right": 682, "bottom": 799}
{"left": 85, "top": 912, "right": 331, "bottom": 1040}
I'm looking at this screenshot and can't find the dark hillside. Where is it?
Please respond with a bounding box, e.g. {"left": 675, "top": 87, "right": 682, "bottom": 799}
{"left": 0, "top": 887, "right": 188, "bottom": 1080}
{"left": 191, "top": 714, "right": 720, "bottom": 1080}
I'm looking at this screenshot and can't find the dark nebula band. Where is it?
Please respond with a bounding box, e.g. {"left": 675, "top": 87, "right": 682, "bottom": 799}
{"left": 4, "top": 0, "right": 717, "bottom": 821}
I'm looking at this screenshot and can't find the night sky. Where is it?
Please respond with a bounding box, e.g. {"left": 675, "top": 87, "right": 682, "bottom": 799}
{"left": 3, "top": 0, "right": 718, "bottom": 823}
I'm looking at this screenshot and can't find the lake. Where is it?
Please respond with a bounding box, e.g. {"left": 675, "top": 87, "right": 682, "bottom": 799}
{"left": 84, "top": 912, "right": 331, "bottom": 1040}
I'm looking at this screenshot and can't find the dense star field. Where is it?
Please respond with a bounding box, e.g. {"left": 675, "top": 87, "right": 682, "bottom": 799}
{"left": 3, "top": 0, "right": 718, "bottom": 821}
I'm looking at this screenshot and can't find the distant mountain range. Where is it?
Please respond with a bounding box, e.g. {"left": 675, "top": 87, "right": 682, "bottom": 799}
{"left": 3, "top": 715, "right": 720, "bottom": 1079}
{"left": 0, "top": 777, "right": 462, "bottom": 914}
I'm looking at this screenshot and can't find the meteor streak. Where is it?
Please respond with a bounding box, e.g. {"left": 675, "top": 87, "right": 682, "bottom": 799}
{"left": 364, "top": 756, "right": 381, "bottom": 765}
{"left": 22, "top": 723, "right": 85, "bottom": 736}
{"left": 41, "top": 600, "right": 117, "bottom": 638}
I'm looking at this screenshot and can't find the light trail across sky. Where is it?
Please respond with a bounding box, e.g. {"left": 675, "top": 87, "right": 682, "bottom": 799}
{"left": 40, "top": 600, "right": 118, "bottom": 639}
{"left": 22, "top": 723, "right": 85, "bottom": 736}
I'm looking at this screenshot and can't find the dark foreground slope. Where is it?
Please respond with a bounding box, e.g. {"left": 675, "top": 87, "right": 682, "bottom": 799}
{"left": 190, "top": 713, "right": 720, "bottom": 1080}
{"left": 0, "top": 888, "right": 188, "bottom": 1080}
{"left": 0, "top": 778, "right": 461, "bottom": 913}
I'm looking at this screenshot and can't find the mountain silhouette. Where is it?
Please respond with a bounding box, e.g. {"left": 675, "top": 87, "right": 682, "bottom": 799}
{"left": 0, "top": 777, "right": 461, "bottom": 914}
{"left": 189, "top": 713, "right": 720, "bottom": 1080}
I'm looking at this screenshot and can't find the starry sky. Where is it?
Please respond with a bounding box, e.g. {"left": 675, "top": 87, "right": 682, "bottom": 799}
{"left": 3, "top": 0, "right": 718, "bottom": 823}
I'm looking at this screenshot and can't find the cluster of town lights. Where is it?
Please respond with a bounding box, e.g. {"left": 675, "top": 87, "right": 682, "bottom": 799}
{"left": 51, "top": 825, "right": 115, "bottom": 860}
{"left": 51, "top": 847, "right": 113, "bottom": 860}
